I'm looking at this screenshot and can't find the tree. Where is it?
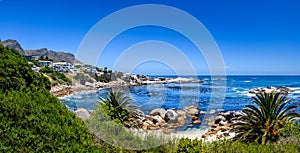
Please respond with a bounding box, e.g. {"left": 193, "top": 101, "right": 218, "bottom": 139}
{"left": 233, "top": 92, "right": 299, "bottom": 144}
{"left": 99, "top": 90, "right": 133, "bottom": 124}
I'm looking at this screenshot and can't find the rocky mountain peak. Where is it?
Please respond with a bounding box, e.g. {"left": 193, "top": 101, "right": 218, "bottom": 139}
{"left": 0, "top": 39, "right": 25, "bottom": 55}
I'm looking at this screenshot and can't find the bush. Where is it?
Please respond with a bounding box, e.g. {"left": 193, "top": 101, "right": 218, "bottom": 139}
{"left": 0, "top": 90, "right": 97, "bottom": 152}
{"left": 39, "top": 66, "right": 54, "bottom": 73}
{"left": 0, "top": 45, "right": 51, "bottom": 91}
{"left": 0, "top": 44, "right": 97, "bottom": 152}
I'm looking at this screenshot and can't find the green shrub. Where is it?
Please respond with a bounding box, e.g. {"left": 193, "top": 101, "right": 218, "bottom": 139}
{"left": 39, "top": 66, "right": 54, "bottom": 73}
{"left": 0, "top": 45, "right": 51, "bottom": 91}
{"left": 0, "top": 90, "right": 97, "bottom": 152}
{"left": 0, "top": 44, "right": 97, "bottom": 152}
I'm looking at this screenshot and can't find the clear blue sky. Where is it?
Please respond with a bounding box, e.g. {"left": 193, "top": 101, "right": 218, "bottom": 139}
{"left": 1, "top": 0, "right": 300, "bottom": 75}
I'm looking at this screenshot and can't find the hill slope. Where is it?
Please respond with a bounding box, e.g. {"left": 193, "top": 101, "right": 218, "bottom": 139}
{"left": 0, "top": 44, "right": 96, "bottom": 152}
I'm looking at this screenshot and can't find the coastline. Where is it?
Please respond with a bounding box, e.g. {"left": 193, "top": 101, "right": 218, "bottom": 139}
{"left": 50, "top": 85, "right": 97, "bottom": 97}
{"left": 51, "top": 77, "right": 203, "bottom": 97}
{"left": 54, "top": 76, "right": 300, "bottom": 142}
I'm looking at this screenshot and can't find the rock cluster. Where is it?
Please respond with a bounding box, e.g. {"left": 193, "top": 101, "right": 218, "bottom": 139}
{"left": 123, "top": 106, "right": 202, "bottom": 134}
{"left": 202, "top": 111, "right": 244, "bottom": 140}
{"left": 249, "top": 86, "right": 294, "bottom": 95}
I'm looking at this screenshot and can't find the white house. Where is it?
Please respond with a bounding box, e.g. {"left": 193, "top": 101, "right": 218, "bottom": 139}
{"left": 25, "top": 55, "right": 39, "bottom": 61}
{"left": 39, "top": 60, "right": 53, "bottom": 67}
{"left": 53, "top": 62, "right": 74, "bottom": 73}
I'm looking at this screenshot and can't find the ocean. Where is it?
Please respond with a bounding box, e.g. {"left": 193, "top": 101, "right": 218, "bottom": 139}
{"left": 60, "top": 75, "right": 300, "bottom": 116}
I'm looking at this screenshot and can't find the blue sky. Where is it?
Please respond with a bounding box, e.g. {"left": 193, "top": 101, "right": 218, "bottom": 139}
{"left": 1, "top": 0, "right": 300, "bottom": 75}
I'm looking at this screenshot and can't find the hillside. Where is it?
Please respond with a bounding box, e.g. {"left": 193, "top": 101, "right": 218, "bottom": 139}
{"left": 0, "top": 39, "right": 80, "bottom": 64}
{"left": 0, "top": 44, "right": 96, "bottom": 152}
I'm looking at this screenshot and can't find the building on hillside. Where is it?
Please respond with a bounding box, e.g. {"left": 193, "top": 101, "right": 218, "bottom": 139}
{"left": 25, "top": 55, "right": 39, "bottom": 61}
{"left": 53, "top": 62, "right": 74, "bottom": 73}
{"left": 39, "top": 60, "right": 53, "bottom": 67}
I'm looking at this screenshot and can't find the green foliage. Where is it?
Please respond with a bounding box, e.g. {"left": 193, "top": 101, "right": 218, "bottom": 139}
{"left": 0, "top": 44, "right": 97, "bottom": 152}
{"left": 99, "top": 90, "right": 132, "bottom": 124}
{"left": 39, "top": 66, "right": 54, "bottom": 73}
{"left": 96, "top": 73, "right": 111, "bottom": 83}
{"left": 174, "top": 138, "right": 209, "bottom": 153}
{"left": 30, "top": 60, "right": 40, "bottom": 66}
{"left": 0, "top": 90, "right": 97, "bottom": 152}
{"left": 233, "top": 92, "right": 299, "bottom": 144}
{"left": 0, "top": 45, "right": 51, "bottom": 91}
{"left": 74, "top": 72, "right": 94, "bottom": 85}
{"left": 39, "top": 66, "right": 71, "bottom": 85}
{"left": 49, "top": 71, "right": 71, "bottom": 84}
{"left": 85, "top": 101, "right": 172, "bottom": 151}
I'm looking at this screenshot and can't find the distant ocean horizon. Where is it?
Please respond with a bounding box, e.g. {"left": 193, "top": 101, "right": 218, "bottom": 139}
{"left": 61, "top": 75, "right": 300, "bottom": 114}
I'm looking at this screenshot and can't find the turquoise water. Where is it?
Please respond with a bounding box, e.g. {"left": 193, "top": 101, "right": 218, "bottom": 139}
{"left": 61, "top": 76, "right": 300, "bottom": 115}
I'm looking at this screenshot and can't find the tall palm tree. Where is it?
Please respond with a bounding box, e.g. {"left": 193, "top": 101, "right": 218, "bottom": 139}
{"left": 99, "top": 90, "right": 133, "bottom": 124}
{"left": 233, "top": 92, "right": 299, "bottom": 144}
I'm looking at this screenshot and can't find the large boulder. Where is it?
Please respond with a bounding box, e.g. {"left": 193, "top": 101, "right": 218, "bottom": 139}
{"left": 214, "top": 115, "right": 226, "bottom": 124}
{"left": 176, "top": 109, "right": 187, "bottom": 117}
{"left": 132, "top": 109, "right": 145, "bottom": 121}
{"left": 150, "top": 108, "right": 166, "bottom": 119}
{"left": 75, "top": 108, "right": 90, "bottom": 120}
{"left": 152, "top": 115, "right": 163, "bottom": 124}
{"left": 165, "top": 109, "right": 178, "bottom": 122}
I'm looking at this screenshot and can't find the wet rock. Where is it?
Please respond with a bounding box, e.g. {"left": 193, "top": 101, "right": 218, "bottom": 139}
{"left": 249, "top": 86, "right": 293, "bottom": 95}
{"left": 200, "top": 111, "right": 206, "bottom": 115}
{"left": 176, "top": 109, "right": 187, "bottom": 117}
{"left": 192, "top": 119, "right": 201, "bottom": 124}
{"left": 214, "top": 115, "right": 226, "bottom": 124}
{"left": 150, "top": 108, "right": 166, "bottom": 119}
{"left": 209, "top": 110, "right": 216, "bottom": 114}
{"left": 132, "top": 109, "right": 145, "bottom": 120}
{"left": 192, "top": 115, "right": 199, "bottom": 121}
{"left": 165, "top": 109, "right": 178, "bottom": 122}
{"left": 186, "top": 105, "right": 200, "bottom": 115}
{"left": 153, "top": 115, "right": 163, "bottom": 124}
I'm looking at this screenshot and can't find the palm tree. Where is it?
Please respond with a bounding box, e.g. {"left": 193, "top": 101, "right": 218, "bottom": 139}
{"left": 233, "top": 92, "right": 299, "bottom": 144}
{"left": 99, "top": 90, "right": 133, "bottom": 124}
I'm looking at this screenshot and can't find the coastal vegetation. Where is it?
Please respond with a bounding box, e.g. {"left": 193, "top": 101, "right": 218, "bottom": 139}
{"left": 39, "top": 66, "right": 71, "bottom": 85}
{"left": 0, "top": 45, "right": 97, "bottom": 152}
{"left": 233, "top": 92, "right": 299, "bottom": 144}
{"left": 99, "top": 90, "right": 134, "bottom": 124}
{"left": 1, "top": 44, "right": 300, "bottom": 152}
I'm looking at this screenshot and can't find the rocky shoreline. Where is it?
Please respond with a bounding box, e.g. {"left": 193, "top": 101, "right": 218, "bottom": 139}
{"left": 51, "top": 77, "right": 203, "bottom": 97}
{"left": 50, "top": 85, "right": 97, "bottom": 97}
{"left": 75, "top": 105, "right": 243, "bottom": 142}
{"left": 71, "top": 86, "right": 299, "bottom": 142}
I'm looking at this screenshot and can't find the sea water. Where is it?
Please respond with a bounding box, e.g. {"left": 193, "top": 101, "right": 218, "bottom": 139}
{"left": 60, "top": 76, "right": 300, "bottom": 115}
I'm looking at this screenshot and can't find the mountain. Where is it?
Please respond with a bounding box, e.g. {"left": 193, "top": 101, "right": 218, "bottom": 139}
{"left": 25, "top": 48, "right": 78, "bottom": 64}
{"left": 0, "top": 39, "right": 80, "bottom": 64}
{"left": 0, "top": 39, "right": 25, "bottom": 55}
